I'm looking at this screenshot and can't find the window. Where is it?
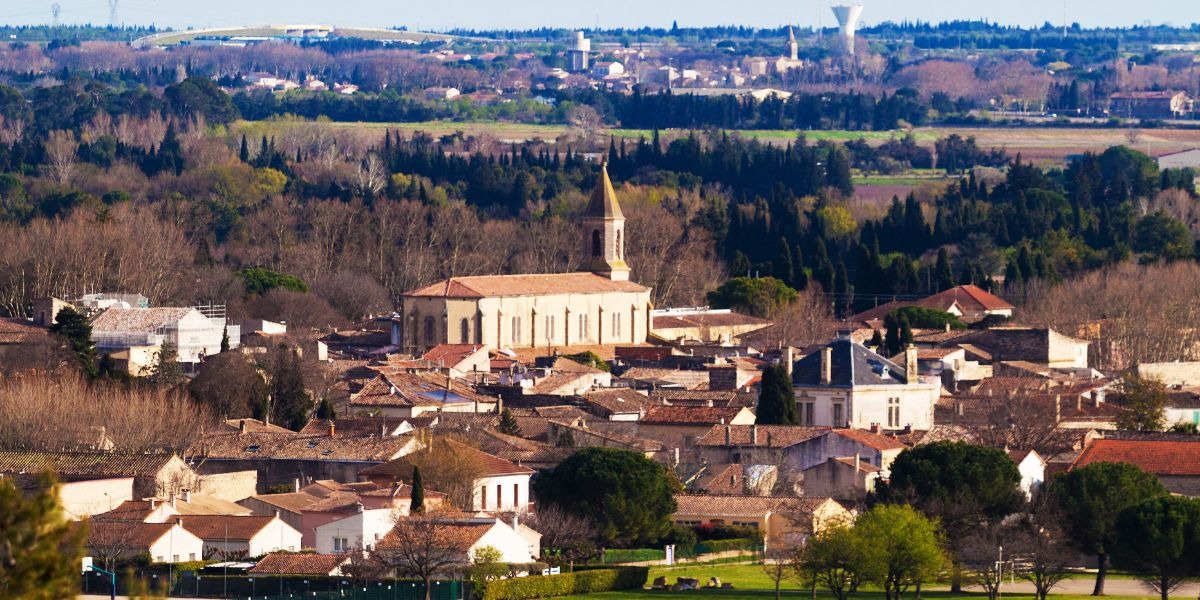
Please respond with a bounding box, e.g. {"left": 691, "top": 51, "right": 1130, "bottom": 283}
{"left": 189, "top": 553, "right": 196, "bottom": 561}
{"left": 887, "top": 397, "right": 901, "bottom": 429}
{"left": 578, "top": 314, "right": 589, "bottom": 340}
{"left": 480, "top": 485, "right": 487, "bottom": 509}
{"left": 546, "top": 315, "right": 555, "bottom": 342}
{"left": 615, "top": 229, "right": 622, "bottom": 259}
{"left": 510, "top": 316, "right": 521, "bottom": 345}
{"left": 460, "top": 318, "right": 470, "bottom": 344}
{"left": 514, "top": 483, "right": 520, "bottom": 507}
{"left": 423, "top": 316, "right": 436, "bottom": 346}
{"left": 173, "top": 554, "right": 179, "bottom": 562}
{"left": 612, "top": 313, "right": 621, "bottom": 338}
{"left": 832, "top": 402, "right": 844, "bottom": 427}
{"left": 333, "top": 537, "right": 350, "bottom": 552}
{"left": 591, "top": 229, "right": 602, "bottom": 257}
{"left": 801, "top": 401, "right": 815, "bottom": 426}
{"left": 497, "top": 484, "right": 503, "bottom": 508}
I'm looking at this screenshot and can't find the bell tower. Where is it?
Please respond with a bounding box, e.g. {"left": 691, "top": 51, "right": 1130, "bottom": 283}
{"left": 581, "top": 162, "right": 630, "bottom": 281}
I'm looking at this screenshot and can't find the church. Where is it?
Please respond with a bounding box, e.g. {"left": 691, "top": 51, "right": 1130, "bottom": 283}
{"left": 394, "top": 164, "right": 653, "bottom": 353}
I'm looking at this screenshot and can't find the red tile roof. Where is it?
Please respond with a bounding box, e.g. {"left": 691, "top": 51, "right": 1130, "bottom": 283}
{"left": 179, "top": 515, "right": 278, "bottom": 541}
{"left": 831, "top": 428, "right": 909, "bottom": 451}
{"left": 0, "top": 318, "right": 46, "bottom": 344}
{"left": 1073, "top": 439, "right": 1200, "bottom": 475}
{"left": 421, "top": 344, "right": 486, "bottom": 365}
{"left": 404, "top": 273, "right": 647, "bottom": 298}
{"left": 697, "top": 425, "right": 829, "bottom": 448}
{"left": 641, "top": 406, "right": 747, "bottom": 426}
{"left": 250, "top": 553, "right": 348, "bottom": 575}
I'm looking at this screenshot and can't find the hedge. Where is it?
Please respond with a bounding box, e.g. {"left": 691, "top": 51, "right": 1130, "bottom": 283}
{"left": 476, "top": 566, "right": 648, "bottom": 600}
{"left": 695, "top": 538, "right": 759, "bottom": 554}
{"left": 602, "top": 548, "right": 665, "bottom": 564}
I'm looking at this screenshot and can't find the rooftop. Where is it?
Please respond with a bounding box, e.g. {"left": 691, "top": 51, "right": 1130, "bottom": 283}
{"left": 1073, "top": 439, "right": 1200, "bottom": 476}
{"left": 403, "top": 272, "right": 647, "bottom": 299}
{"left": 249, "top": 553, "right": 348, "bottom": 575}
{"left": 90, "top": 307, "right": 198, "bottom": 333}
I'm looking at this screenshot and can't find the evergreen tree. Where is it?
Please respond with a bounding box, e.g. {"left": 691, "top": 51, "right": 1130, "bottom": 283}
{"left": 238, "top": 134, "right": 249, "bottom": 162}
{"left": 410, "top": 466, "right": 425, "bottom": 514}
{"left": 935, "top": 248, "right": 955, "bottom": 292}
{"left": 0, "top": 473, "right": 85, "bottom": 599}
{"left": 774, "top": 238, "right": 794, "bottom": 286}
{"left": 148, "top": 342, "right": 186, "bottom": 387}
{"left": 50, "top": 306, "right": 97, "bottom": 378}
{"left": 756, "top": 364, "right": 798, "bottom": 425}
{"left": 825, "top": 146, "right": 853, "bottom": 196}
{"left": 498, "top": 408, "right": 522, "bottom": 436}
{"left": 869, "top": 329, "right": 884, "bottom": 349}
{"left": 269, "top": 347, "right": 311, "bottom": 431}
{"left": 219, "top": 327, "right": 230, "bottom": 353}
{"left": 315, "top": 397, "right": 336, "bottom": 420}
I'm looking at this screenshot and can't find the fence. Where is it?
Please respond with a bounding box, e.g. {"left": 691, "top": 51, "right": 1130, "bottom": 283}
{"left": 81, "top": 571, "right": 466, "bottom": 600}
{"left": 598, "top": 539, "right": 763, "bottom": 565}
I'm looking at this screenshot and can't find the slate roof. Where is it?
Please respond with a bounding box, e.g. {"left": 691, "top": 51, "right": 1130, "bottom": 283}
{"left": 403, "top": 273, "right": 647, "bottom": 299}
{"left": 250, "top": 553, "right": 348, "bottom": 575}
{"left": 792, "top": 339, "right": 910, "bottom": 387}
{"left": 1072, "top": 439, "right": 1200, "bottom": 476}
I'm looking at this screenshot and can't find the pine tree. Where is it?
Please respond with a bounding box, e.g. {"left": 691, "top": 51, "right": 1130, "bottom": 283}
{"left": 774, "top": 238, "right": 794, "bottom": 286}
{"left": 756, "top": 364, "right": 798, "bottom": 425}
{"left": 220, "top": 327, "right": 230, "bottom": 353}
{"left": 498, "top": 408, "right": 522, "bottom": 436}
{"left": 410, "top": 466, "right": 425, "bottom": 514}
{"left": 50, "top": 306, "right": 97, "bottom": 379}
{"left": 0, "top": 473, "right": 85, "bottom": 599}
{"left": 148, "top": 342, "right": 185, "bottom": 387}
{"left": 316, "top": 397, "right": 336, "bottom": 420}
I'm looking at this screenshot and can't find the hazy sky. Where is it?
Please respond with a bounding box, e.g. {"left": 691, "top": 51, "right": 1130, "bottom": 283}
{"left": 0, "top": 0, "right": 1193, "bottom": 31}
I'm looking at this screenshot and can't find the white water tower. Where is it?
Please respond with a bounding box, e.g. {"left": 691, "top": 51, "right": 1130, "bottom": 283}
{"left": 831, "top": 3, "right": 864, "bottom": 55}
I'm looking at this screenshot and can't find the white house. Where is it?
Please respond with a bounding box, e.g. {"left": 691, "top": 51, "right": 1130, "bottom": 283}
{"left": 792, "top": 339, "right": 941, "bottom": 432}
{"left": 179, "top": 515, "right": 302, "bottom": 558}
{"left": 90, "top": 306, "right": 238, "bottom": 372}
{"left": 1008, "top": 449, "right": 1046, "bottom": 500}
{"left": 88, "top": 520, "right": 204, "bottom": 564}
{"left": 314, "top": 507, "right": 397, "bottom": 554}
{"left": 375, "top": 517, "right": 538, "bottom": 565}
{"left": 360, "top": 438, "right": 535, "bottom": 513}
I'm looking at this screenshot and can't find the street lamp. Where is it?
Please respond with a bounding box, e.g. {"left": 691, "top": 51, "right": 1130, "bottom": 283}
{"left": 997, "top": 545, "right": 1004, "bottom": 600}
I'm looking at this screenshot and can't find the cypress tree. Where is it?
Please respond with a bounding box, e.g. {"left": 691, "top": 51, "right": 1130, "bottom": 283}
{"left": 935, "top": 248, "right": 955, "bottom": 292}
{"left": 220, "top": 327, "right": 230, "bottom": 353}
{"left": 410, "top": 466, "right": 425, "bottom": 514}
{"left": 756, "top": 364, "right": 798, "bottom": 425}
{"left": 869, "top": 329, "right": 884, "bottom": 349}
{"left": 238, "top": 134, "right": 249, "bottom": 162}
{"left": 50, "top": 306, "right": 97, "bottom": 379}
{"left": 774, "top": 238, "right": 794, "bottom": 286}
{"left": 498, "top": 408, "right": 522, "bottom": 436}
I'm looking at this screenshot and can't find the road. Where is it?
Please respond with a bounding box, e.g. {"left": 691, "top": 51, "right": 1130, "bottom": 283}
{"left": 964, "top": 577, "right": 1200, "bottom": 597}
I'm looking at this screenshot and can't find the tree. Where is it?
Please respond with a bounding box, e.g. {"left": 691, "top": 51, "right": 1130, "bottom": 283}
{"left": 935, "top": 248, "right": 955, "bottom": 292}
{"left": 1013, "top": 510, "right": 1077, "bottom": 600}
{"left": 219, "top": 327, "right": 230, "bottom": 353}
{"left": 50, "top": 306, "right": 97, "bottom": 379}
{"left": 394, "top": 437, "right": 485, "bottom": 510}
{"left": 0, "top": 472, "right": 86, "bottom": 599}
{"left": 497, "top": 408, "right": 522, "bottom": 436}
{"left": 854, "top": 504, "right": 944, "bottom": 600}
{"left": 410, "top": 466, "right": 425, "bottom": 515}
{"left": 707, "top": 276, "right": 799, "bottom": 319}
{"left": 189, "top": 353, "right": 269, "bottom": 419}
{"left": 44, "top": 129, "right": 78, "bottom": 186}
{"left": 762, "top": 545, "right": 796, "bottom": 600}
{"left": 799, "top": 524, "right": 863, "bottom": 600}
{"left": 1049, "top": 462, "right": 1169, "bottom": 596}
{"left": 374, "top": 513, "right": 472, "bottom": 600}
{"left": 267, "top": 346, "right": 311, "bottom": 431}
{"left": 533, "top": 447, "right": 679, "bottom": 546}
{"left": 315, "top": 397, "right": 336, "bottom": 420}
{"left": 757, "top": 364, "right": 799, "bottom": 425}
{"left": 1111, "top": 496, "right": 1200, "bottom": 600}
{"left": 876, "top": 441, "right": 1023, "bottom": 592}
{"left": 1114, "top": 374, "right": 1168, "bottom": 431}
{"left": 524, "top": 504, "right": 600, "bottom": 566}
{"left": 147, "top": 342, "right": 185, "bottom": 387}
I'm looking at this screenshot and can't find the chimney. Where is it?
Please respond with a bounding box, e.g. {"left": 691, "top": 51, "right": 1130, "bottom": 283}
{"left": 820, "top": 347, "right": 833, "bottom": 385}
{"left": 870, "top": 423, "right": 879, "bottom": 434}
{"left": 274, "top": 509, "right": 281, "bottom": 518}
{"left": 380, "top": 423, "right": 388, "bottom": 437}
{"left": 1093, "top": 391, "right": 1102, "bottom": 408}
{"left": 328, "top": 421, "right": 336, "bottom": 437}
{"left": 905, "top": 345, "right": 919, "bottom": 383}
{"left": 183, "top": 490, "right": 191, "bottom": 504}
{"left": 956, "top": 402, "right": 964, "bottom": 417}
{"left": 170, "top": 494, "right": 177, "bottom": 509}
{"left": 150, "top": 498, "right": 156, "bottom": 510}
{"left": 751, "top": 425, "right": 759, "bottom": 445}
{"left": 1055, "top": 397, "right": 1062, "bottom": 423}
{"left": 239, "top": 419, "right": 246, "bottom": 434}
{"left": 785, "top": 346, "right": 794, "bottom": 378}
{"left": 512, "top": 514, "right": 520, "bottom": 530}
{"left": 766, "top": 431, "right": 773, "bottom": 447}
{"left": 854, "top": 452, "right": 861, "bottom": 473}
{"left": 903, "top": 424, "right": 912, "bottom": 434}
{"left": 1075, "top": 394, "right": 1081, "bottom": 412}
{"left": 175, "top": 516, "right": 182, "bottom": 527}
{"left": 293, "top": 478, "right": 301, "bottom": 493}
{"left": 724, "top": 425, "right": 732, "bottom": 446}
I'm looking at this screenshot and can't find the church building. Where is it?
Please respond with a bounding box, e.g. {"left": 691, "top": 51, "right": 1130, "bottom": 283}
{"left": 394, "top": 164, "right": 653, "bottom": 353}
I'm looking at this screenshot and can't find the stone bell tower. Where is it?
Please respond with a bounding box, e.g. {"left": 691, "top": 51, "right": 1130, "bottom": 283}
{"left": 581, "top": 162, "right": 630, "bottom": 281}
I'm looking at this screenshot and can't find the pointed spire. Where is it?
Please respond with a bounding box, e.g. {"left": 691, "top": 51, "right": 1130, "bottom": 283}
{"left": 585, "top": 161, "right": 624, "bottom": 219}
{"left": 788, "top": 26, "right": 796, "bottom": 42}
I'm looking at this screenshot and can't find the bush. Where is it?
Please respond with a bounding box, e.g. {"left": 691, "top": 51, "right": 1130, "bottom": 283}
{"left": 693, "top": 522, "right": 762, "bottom": 542}
{"left": 476, "top": 567, "right": 648, "bottom": 600}
{"left": 602, "top": 548, "right": 664, "bottom": 563}
{"left": 889, "top": 306, "right": 966, "bottom": 330}
{"left": 695, "top": 538, "right": 760, "bottom": 554}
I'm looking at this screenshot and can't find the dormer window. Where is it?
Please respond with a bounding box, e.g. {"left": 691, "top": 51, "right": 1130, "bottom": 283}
{"left": 245, "top": 444, "right": 261, "bottom": 453}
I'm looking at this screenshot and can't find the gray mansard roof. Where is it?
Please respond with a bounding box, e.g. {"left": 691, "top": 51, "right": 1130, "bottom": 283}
{"left": 792, "top": 339, "right": 911, "bottom": 387}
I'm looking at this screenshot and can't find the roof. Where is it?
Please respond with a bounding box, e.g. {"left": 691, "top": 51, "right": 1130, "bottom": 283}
{"left": 421, "top": 344, "right": 486, "bottom": 366}
{"left": 88, "top": 521, "right": 177, "bottom": 548}
{"left": 582, "top": 388, "right": 651, "bottom": 416}
{"left": 90, "top": 307, "right": 197, "bottom": 333}
{"left": 1073, "top": 439, "right": 1200, "bottom": 476}
{"left": 697, "top": 425, "right": 829, "bottom": 448}
{"left": 0, "top": 318, "right": 46, "bottom": 344}
{"left": 360, "top": 437, "right": 533, "bottom": 480}
{"left": 830, "top": 456, "right": 881, "bottom": 473}
{"left": 831, "top": 428, "right": 909, "bottom": 451}
{"left": 585, "top": 163, "right": 624, "bottom": 220}
{"left": 652, "top": 311, "right": 770, "bottom": 330}
{"left": 403, "top": 272, "right": 647, "bottom": 299}
{"left": 792, "top": 339, "right": 912, "bottom": 387}
{"left": 179, "top": 515, "right": 278, "bottom": 541}
{"left": 188, "top": 431, "right": 415, "bottom": 463}
{"left": 850, "top": 285, "right": 1012, "bottom": 325}
{"left": 0, "top": 451, "right": 180, "bottom": 479}
{"left": 1111, "top": 91, "right": 1185, "bottom": 100}
{"left": 641, "top": 406, "right": 747, "bottom": 426}
{"left": 224, "top": 418, "right": 294, "bottom": 434}
{"left": 250, "top": 553, "right": 348, "bottom": 575}
{"left": 375, "top": 521, "right": 493, "bottom": 552}
{"left": 351, "top": 371, "right": 494, "bottom": 409}
{"left": 674, "top": 495, "right": 837, "bottom": 518}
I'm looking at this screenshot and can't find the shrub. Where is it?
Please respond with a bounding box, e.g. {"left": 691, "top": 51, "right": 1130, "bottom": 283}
{"left": 889, "top": 306, "right": 966, "bottom": 330}
{"left": 476, "top": 567, "right": 648, "bottom": 600}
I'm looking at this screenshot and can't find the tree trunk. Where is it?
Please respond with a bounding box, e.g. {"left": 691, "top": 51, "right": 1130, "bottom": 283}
{"left": 950, "top": 562, "right": 963, "bottom": 593}
{"left": 1092, "top": 553, "right": 1107, "bottom": 596}
{"left": 425, "top": 575, "right": 432, "bottom": 600}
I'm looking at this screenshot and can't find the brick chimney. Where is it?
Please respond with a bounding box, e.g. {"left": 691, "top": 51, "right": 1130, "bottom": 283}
{"left": 724, "top": 425, "right": 732, "bottom": 446}
{"left": 784, "top": 346, "right": 794, "bottom": 378}
{"left": 820, "top": 347, "right": 833, "bottom": 385}
{"left": 239, "top": 419, "right": 246, "bottom": 434}
{"left": 905, "top": 345, "right": 919, "bottom": 383}
{"left": 328, "top": 421, "right": 336, "bottom": 437}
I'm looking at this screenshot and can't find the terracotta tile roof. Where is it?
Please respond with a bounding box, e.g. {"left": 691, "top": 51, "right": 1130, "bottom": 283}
{"left": 696, "top": 425, "right": 830, "bottom": 448}
{"left": 404, "top": 273, "right": 647, "bottom": 299}
{"left": 360, "top": 437, "right": 533, "bottom": 481}
{"left": 674, "top": 495, "right": 834, "bottom": 518}
{"left": 691, "top": 464, "right": 745, "bottom": 495}
{"left": 88, "top": 521, "right": 175, "bottom": 548}
{"left": 832, "top": 456, "right": 881, "bottom": 473}
{"left": 94, "top": 500, "right": 157, "bottom": 522}
{"left": 622, "top": 367, "right": 710, "bottom": 389}
{"left": 641, "top": 406, "right": 746, "bottom": 426}
{"left": 421, "top": 344, "right": 486, "bottom": 365}
{"left": 250, "top": 552, "right": 349, "bottom": 575}
{"left": 298, "top": 418, "right": 412, "bottom": 437}
{"left": 652, "top": 312, "right": 770, "bottom": 330}
{"left": 582, "top": 388, "right": 650, "bottom": 416}
{"left": 351, "top": 371, "right": 495, "bottom": 409}
{"left": 179, "top": 515, "right": 278, "bottom": 541}
{"left": 0, "top": 318, "right": 46, "bottom": 344}
{"left": 90, "top": 307, "right": 196, "bottom": 333}
{"left": 375, "top": 521, "right": 492, "bottom": 552}
{"left": 0, "top": 451, "right": 179, "bottom": 479}
{"left": 223, "top": 418, "right": 294, "bottom": 434}
{"left": 1073, "top": 439, "right": 1200, "bottom": 476}
{"left": 248, "top": 491, "right": 330, "bottom": 514}
{"left": 921, "top": 285, "right": 1014, "bottom": 313}
{"left": 187, "top": 431, "right": 415, "bottom": 463}
{"left": 831, "top": 428, "right": 909, "bottom": 451}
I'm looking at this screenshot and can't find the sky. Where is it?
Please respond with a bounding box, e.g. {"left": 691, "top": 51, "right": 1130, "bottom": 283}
{"left": 0, "top": 0, "right": 1193, "bottom": 31}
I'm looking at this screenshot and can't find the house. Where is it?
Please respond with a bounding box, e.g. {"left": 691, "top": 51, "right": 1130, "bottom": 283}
{"left": 424, "top": 87, "right": 461, "bottom": 101}
{"left": 672, "top": 495, "right": 850, "bottom": 550}
{"left": 801, "top": 456, "right": 881, "bottom": 500}
{"left": 314, "top": 507, "right": 398, "bottom": 553}
{"left": 580, "top": 388, "right": 651, "bottom": 421}
{"left": 420, "top": 344, "right": 491, "bottom": 377}
{"left": 851, "top": 285, "right": 1014, "bottom": 328}
{"left": 792, "top": 339, "right": 942, "bottom": 432}
{"left": 0, "top": 451, "right": 197, "bottom": 498}
{"left": 179, "top": 515, "right": 303, "bottom": 559}
{"left": 1072, "top": 438, "right": 1200, "bottom": 496}
{"left": 349, "top": 371, "right": 498, "bottom": 418}
{"left": 1156, "top": 149, "right": 1200, "bottom": 170}
{"left": 685, "top": 463, "right": 777, "bottom": 496}
{"left": 361, "top": 438, "right": 534, "bottom": 513}
{"left": 638, "top": 406, "right": 757, "bottom": 452}
{"left": 945, "top": 327, "right": 1090, "bottom": 371}
{"left": 650, "top": 307, "right": 772, "bottom": 345}
{"left": 249, "top": 552, "right": 349, "bottom": 576}
{"left": 1008, "top": 449, "right": 1046, "bottom": 500}
{"left": 375, "top": 516, "right": 538, "bottom": 564}
{"left": 87, "top": 520, "right": 205, "bottom": 564}
{"left": 1110, "top": 91, "right": 1193, "bottom": 120}
{"left": 395, "top": 165, "right": 652, "bottom": 353}
{"left": 90, "top": 306, "right": 237, "bottom": 372}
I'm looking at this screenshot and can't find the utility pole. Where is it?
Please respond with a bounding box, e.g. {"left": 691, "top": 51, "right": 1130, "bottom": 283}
{"left": 997, "top": 545, "right": 1004, "bottom": 600}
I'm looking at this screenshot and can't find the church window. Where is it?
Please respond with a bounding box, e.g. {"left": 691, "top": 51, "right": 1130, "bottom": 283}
{"left": 591, "top": 229, "right": 602, "bottom": 257}
{"left": 579, "top": 313, "right": 589, "bottom": 341}
{"left": 615, "top": 229, "right": 622, "bottom": 259}
{"left": 459, "top": 318, "right": 470, "bottom": 344}
{"left": 612, "top": 313, "right": 621, "bottom": 338}
{"left": 511, "top": 316, "right": 521, "bottom": 345}
{"left": 423, "top": 317, "right": 436, "bottom": 346}
{"left": 546, "top": 315, "right": 555, "bottom": 342}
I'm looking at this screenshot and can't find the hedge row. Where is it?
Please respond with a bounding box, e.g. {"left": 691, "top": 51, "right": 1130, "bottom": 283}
{"left": 695, "top": 538, "right": 759, "bottom": 554}
{"left": 477, "top": 567, "right": 649, "bottom": 600}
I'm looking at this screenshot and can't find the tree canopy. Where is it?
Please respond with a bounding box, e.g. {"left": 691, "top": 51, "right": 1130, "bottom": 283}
{"left": 1112, "top": 496, "right": 1200, "bottom": 600}
{"left": 533, "top": 446, "right": 679, "bottom": 546}
{"left": 756, "top": 364, "right": 799, "bottom": 425}
{"left": 854, "top": 504, "right": 945, "bottom": 600}
{"left": 706, "top": 276, "right": 798, "bottom": 319}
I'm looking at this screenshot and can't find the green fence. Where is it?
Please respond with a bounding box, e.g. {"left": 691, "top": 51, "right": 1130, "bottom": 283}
{"left": 229, "top": 580, "right": 463, "bottom": 600}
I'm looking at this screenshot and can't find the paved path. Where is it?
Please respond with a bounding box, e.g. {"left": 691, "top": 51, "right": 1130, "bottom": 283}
{"left": 961, "top": 577, "right": 1200, "bottom": 597}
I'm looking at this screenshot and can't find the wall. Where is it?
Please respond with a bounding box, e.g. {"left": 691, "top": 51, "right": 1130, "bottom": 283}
{"left": 801, "top": 460, "right": 874, "bottom": 500}
{"left": 147, "top": 525, "right": 205, "bottom": 563}
{"left": 795, "top": 382, "right": 940, "bottom": 431}
{"left": 247, "top": 518, "right": 304, "bottom": 555}
{"left": 472, "top": 473, "right": 531, "bottom": 512}
{"left": 314, "top": 509, "right": 396, "bottom": 554}
{"left": 471, "top": 522, "right": 536, "bottom": 563}
{"left": 59, "top": 477, "right": 134, "bottom": 520}
{"left": 198, "top": 470, "right": 259, "bottom": 502}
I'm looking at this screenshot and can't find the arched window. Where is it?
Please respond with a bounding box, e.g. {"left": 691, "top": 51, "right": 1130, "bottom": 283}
{"left": 423, "top": 316, "right": 436, "bottom": 346}
{"left": 615, "top": 229, "right": 622, "bottom": 259}
{"left": 460, "top": 318, "right": 470, "bottom": 344}
{"left": 591, "top": 229, "right": 602, "bottom": 257}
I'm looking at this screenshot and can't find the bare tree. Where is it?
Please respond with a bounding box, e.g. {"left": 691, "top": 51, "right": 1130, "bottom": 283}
{"left": 86, "top": 520, "right": 143, "bottom": 571}
{"left": 44, "top": 129, "right": 79, "bottom": 186}
{"left": 524, "top": 504, "right": 600, "bottom": 565}
{"left": 373, "top": 512, "right": 472, "bottom": 600}
{"left": 566, "top": 105, "right": 603, "bottom": 143}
